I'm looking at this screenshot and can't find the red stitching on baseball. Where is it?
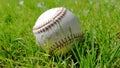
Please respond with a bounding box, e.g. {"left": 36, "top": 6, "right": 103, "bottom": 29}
{"left": 33, "top": 7, "right": 67, "bottom": 34}
{"left": 50, "top": 33, "right": 82, "bottom": 48}
{"left": 50, "top": 33, "right": 83, "bottom": 53}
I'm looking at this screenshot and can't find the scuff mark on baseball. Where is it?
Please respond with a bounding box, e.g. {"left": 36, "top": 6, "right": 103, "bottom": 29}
{"left": 33, "top": 7, "right": 82, "bottom": 55}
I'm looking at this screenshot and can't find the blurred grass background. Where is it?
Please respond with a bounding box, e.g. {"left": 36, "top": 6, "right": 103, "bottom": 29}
{"left": 0, "top": 0, "right": 120, "bottom": 68}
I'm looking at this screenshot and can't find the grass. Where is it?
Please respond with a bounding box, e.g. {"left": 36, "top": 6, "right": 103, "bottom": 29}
{"left": 0, "top": 0, "right": 120, "bottom": 68}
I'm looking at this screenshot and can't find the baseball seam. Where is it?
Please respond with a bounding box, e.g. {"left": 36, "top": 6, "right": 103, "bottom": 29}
{"left": 55, "top": 33, "right": 82, "bottom": 48}
{"left": 50, "top": 33, "right": 82, "bottom": 53}
{"left": 33, "top": 7, "right": 67, "bottom": 34}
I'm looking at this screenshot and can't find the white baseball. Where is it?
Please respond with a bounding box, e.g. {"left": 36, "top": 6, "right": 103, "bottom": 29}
{"left": 33, "top": 7, "right": 82, "bottom": 54}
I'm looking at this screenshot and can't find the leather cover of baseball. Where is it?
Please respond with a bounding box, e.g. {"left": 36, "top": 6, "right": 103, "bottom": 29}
{"left": 33, "top": 7, "right": 82, "bottom": 55}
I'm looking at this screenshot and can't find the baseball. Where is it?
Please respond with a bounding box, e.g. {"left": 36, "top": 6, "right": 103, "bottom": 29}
{"left": 33, "top": 7, "right": 82, "bottom": 55}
